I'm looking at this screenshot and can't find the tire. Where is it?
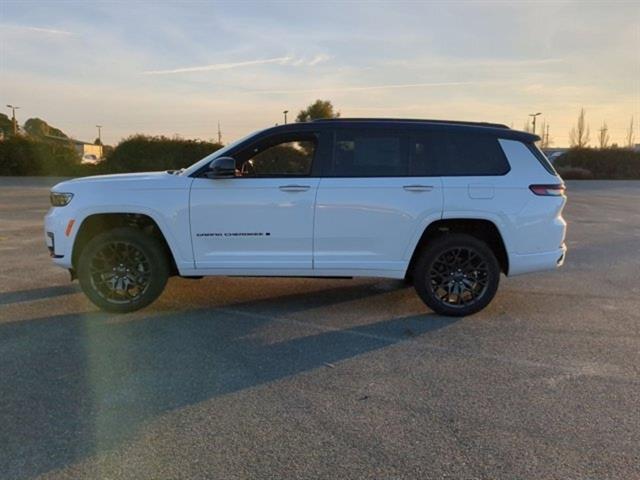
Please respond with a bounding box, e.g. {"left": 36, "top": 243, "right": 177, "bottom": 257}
{"left": 77, "top": 227, "right": 169, "bottom": 313}
{"left": 413, "top": 233, "right": 500, "bottom": 317}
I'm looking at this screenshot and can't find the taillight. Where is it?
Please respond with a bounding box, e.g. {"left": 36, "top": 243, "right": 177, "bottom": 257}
{"left": 529, "top": 184, "right": 566, "bottom": 197}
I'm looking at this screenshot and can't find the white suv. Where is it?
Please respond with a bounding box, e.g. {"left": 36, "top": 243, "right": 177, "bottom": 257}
{"left": 45, "top": 119, "right": 567, "bottom": 316}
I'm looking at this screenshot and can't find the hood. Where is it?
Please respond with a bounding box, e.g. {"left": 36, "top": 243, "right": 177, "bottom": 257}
{"left": 62, "top": 171, "right": 169, "bottom": 184}
{"left": 51, "top": 171, "right": 189, "bottom": 193}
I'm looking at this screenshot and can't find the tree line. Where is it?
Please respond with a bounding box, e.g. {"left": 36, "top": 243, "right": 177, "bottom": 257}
{"left": 0, "top": 100, "right": 338, "bottom": 176}
{"left": 524, "top": 108, "right": 636, "bottom": 150}
{"left": 1, "top": 100, "right": 637, "bottom": 178}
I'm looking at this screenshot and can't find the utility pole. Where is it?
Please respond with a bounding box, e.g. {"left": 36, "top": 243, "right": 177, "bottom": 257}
{"left": 6, "top": 104, "right": 20, "bottom": 135}
{"left": 529, "top": 112, "right": 542, "bottom": 135}
{"left": 96, "top": 125, "right": 102, "bottom": 144}
{"left": 217, "top": 121, "right": 222, "bottom": 144}
{"left": 283, "top": 110, "right": 289, "bottom": 124}
{"left": 545, "top": 124, "right": 550, "bottom": 147}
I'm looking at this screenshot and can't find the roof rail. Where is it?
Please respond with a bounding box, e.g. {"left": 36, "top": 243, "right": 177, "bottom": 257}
{"left": 311, "top": 118, "right": 510, "bottom": 129}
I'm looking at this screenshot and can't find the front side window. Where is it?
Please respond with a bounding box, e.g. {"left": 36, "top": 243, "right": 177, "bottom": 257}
{"left": 329, "top": 130, "right": 407, "bottom": 177}
{"left": 237, "top": 135, "right": 316, "bottom": 177}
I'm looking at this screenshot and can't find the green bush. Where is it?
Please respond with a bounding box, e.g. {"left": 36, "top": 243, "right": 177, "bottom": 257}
{"left": 555, "top": 166, "right": 594, "bottom": 180}
{"left": 0, "top": 134, "right": 222, "bottom": 176}
{"left": 554, "top": 148, "right": 640, "bottom": 179}
{"left": 102, "top": 135, "right": 222, "bottom": 173}
{"left": 0, "top": 136, "right": 81, "bottom": 176}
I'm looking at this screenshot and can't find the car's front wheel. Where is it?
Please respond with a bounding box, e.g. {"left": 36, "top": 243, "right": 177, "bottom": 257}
{"left": 77, "top": 227, "right": 169, "bottom": 313}
{"left": 413, "top": 234, "right": 500, "bottom": 317}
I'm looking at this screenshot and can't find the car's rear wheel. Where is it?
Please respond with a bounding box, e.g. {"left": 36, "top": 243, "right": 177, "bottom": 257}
{"left": 77, "top": 227, "right": 169, "bottom": 313}
{"left": 413, "top": 234, "right": 500, "bottom": 317}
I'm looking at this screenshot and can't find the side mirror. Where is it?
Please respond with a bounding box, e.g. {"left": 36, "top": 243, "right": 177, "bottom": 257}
{"left": 206, "top": 156, "right": 236, "bottom": 179}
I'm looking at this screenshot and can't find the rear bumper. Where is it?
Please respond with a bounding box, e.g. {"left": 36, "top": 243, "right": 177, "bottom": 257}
{"left": 508, "top": 243, "right": 566, "bottom": 276}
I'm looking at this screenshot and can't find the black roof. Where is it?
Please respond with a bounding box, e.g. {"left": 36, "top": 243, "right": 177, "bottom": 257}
{"left": 261, "top": 118, "right": 539, "bottom": 142}
{"left": 313, "top": 117, "right": 510, "bottom": 129}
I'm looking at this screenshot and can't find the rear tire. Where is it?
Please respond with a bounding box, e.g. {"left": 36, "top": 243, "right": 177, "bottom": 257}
{"left": 413, "top": 234, "right": 500, "bottom": 317}
{"left": 77, "top": 227, "right": 169, "bottom": 313}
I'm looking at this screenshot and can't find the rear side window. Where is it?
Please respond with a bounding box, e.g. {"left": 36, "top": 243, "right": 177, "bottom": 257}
{"left": 411, "top": 132, "right": 510, "bottom": 176}
{"left": 329, "top": 130, "right": 408, "bottom": 177}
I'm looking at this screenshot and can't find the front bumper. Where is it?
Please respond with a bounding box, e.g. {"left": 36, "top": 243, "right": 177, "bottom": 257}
{"left": 44, "top": 207, "right": 75, "bottom": 268}
{"left": 45, "top": 231, "right": 63, "bottom": 258}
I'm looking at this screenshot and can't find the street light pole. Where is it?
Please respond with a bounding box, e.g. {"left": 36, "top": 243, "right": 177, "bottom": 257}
{"left": 529, "top": 112, "right": 542, "bottom": 135}
{"left": 96, "top": 125, "right": 102, "bottom": 144}
{"left": 283, "top": 110, "right": 289, "bottom": 124}
{"left": 6, "top": 105, "right": 20, "bottom": 135}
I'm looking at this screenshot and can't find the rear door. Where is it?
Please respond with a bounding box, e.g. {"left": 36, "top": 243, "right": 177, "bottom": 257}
{"left": 313, "top": 127, "right": 443, "bottom": 274}
{"left": 418, "top": 129, "right": 521, "bottom": 249}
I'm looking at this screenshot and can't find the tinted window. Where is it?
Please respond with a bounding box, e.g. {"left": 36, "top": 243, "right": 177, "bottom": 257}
{"left": 411, "top": 132, "right": 509, "bottom": 176}
{"left": 330, "top": 131, "right": 407, "bottom": 177}
{"left": 237, "top": 135, "right": 316, "bottom": 177}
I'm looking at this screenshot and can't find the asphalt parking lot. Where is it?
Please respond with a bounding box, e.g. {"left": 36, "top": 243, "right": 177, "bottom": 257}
{"left": 1, "top": 177, "right": 639, "bottom": 480}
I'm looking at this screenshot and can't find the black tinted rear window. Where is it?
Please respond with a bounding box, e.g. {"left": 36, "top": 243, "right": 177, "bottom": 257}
{"left": 411, "top": 132, "right": 510, "bottom": 176}
{"left": 329, "top": 130, "right": 408, "bottom": 177}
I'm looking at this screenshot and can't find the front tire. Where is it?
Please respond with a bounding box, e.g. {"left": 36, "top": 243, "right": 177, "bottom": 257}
{"left": 413, "top": 234, "right": 500, "bottom": 317}
{"left": 77, "top": 227, "right": 169, "bottom": 313}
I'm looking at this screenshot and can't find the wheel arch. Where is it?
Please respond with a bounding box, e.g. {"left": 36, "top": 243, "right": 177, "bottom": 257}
{"left": 71, "top": 212, "right": 179, "bottom": 276}
{"left": 406, "top": 218, "right": 510, "bottom": 277}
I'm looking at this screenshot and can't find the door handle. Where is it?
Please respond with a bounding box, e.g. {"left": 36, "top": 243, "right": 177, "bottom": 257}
{"left": 279, "top": 185, "right": 311, "bottom": 192}
{"left": 403, "top": 185, "right": 434, "bottom": 192}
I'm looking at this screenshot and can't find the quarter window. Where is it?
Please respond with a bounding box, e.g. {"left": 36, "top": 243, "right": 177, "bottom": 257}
{"left": 411, "top": 132, "right": 510, "bottom": 176}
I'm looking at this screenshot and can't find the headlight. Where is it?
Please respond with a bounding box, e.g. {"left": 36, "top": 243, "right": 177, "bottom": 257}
{"left": 50, "top": 192, "right": 74, "bottom": 207}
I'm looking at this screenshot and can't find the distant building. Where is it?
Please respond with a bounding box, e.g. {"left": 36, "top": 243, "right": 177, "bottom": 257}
{"left": 72, "top": 140, "right": 103, "bottom": 160}
{"left": 45, "top": 135, "right": 104, "bottom": 163}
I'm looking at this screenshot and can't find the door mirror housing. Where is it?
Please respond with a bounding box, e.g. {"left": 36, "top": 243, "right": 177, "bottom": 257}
{"left": 206, "top": 157, "right": 236, "bottom": 179}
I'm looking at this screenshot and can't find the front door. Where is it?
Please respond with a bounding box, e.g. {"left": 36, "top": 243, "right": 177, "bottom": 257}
{"left": 190, "top": 132, "right": 321, "bottom": 271}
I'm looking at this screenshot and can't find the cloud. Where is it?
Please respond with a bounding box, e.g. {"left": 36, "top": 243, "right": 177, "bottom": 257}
{"left": 143, "top": 53, "right": 331, "bottom": 75}
{"left": 385, "top": 57, "right": 564, "bottom": 70}
{"left": 461, "top": 58, "right": 564, "bottom": 67}
{"left": 143, "top": 56, "right": 292, "bottom": 75}
{"left": 248, "top": 80, "right": 486, "bottom": 95}
{"left": 307, "top": 53, "right": 331, "bottom": 66}
{"left": 2, "top": 25, "right": 74, "bottom": 36}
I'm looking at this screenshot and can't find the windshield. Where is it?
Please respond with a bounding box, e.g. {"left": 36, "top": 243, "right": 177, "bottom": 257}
{"left": 180, "top": 129, "right": 265, "bottom": 177}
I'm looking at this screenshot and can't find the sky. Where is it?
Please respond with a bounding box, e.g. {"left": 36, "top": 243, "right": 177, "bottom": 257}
{"left": 1, "top": 0, "right": 639, "bottom": 147}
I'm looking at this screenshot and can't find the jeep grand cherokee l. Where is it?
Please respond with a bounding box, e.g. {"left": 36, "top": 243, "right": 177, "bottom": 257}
{"left": 45, "top": 119, "right": 567, "bottom": 316}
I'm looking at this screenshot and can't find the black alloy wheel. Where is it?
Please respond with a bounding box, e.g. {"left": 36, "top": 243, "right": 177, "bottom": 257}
{"left": 414, "top": 234, "right": 500, "bottom": 316}
{"left": 78, "top": 227, "right": 169, "bottom": 313}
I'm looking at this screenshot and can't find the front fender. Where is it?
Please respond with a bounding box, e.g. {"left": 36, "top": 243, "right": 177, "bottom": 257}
{"left": 69, "top": 203, "right": 193, "bottom": 272}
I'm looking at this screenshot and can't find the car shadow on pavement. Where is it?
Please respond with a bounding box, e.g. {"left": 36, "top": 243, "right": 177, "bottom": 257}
{"left": 0, "top": 284, "right": 81, "bottom": 306}
{"left": 0, "top": 282, "right": 457, "bottom": 480}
